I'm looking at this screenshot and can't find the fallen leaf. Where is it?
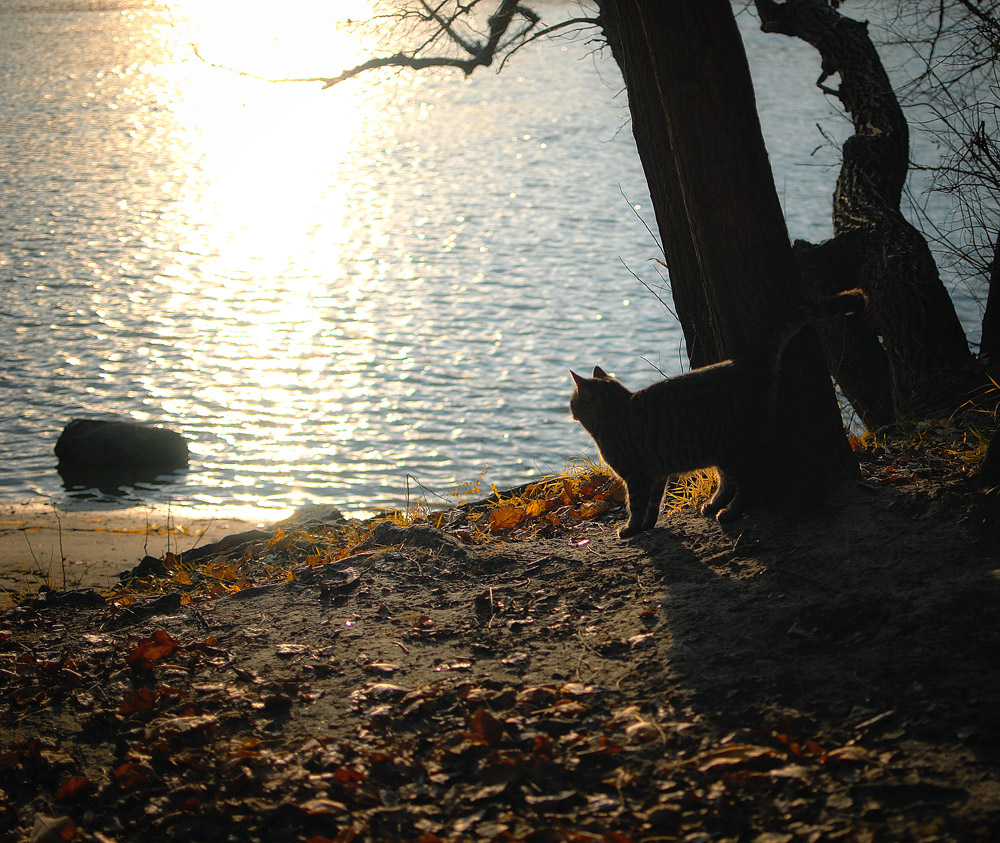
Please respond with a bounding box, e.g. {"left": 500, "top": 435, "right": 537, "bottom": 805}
{"left": 113, "top": 761, "right": 152, "bottom": 789}
{"left": 522, "top": 788, "right": 582, "bottom": 808}
{"left": 146, "top": 714, "right": 218, "bottom": 741}
{"left": 299, "top": 798, "right": 349, "bottom": 816}
{"left": 560, "top": 682, "right": 596, "bottom": 696}
{"left": 363, "top": 662, "right": 400, "bottom": 675}
{"left": 468, "top": 708, "right": 505, "bottom": 746}
{"left": 470, "top": 782, "right": 509, "bottom": 802}
{"left": 697, "top": 744, "right": 782, "bottom": 771}
{"left": 30, "top": 814, "right": 76, "bottom": 842}
{"left": 120, "top": 687, "right": 157, "bottom": 716}
{"left": 351, "top": 683, "right": 410, "bottom": 703}
{"left": 54, "top": 775, "right": 91, "bottom": 800}
{"left": 332, "top": 766, "right": 366, "bottom": 784}
{"left": 436, "top": 661, "right": 472, "bottom": 672}
{"left": 489, "top": 505, "right": 525, "bottom": 531}
{"left": 765, "top": 763, "right": 811, "bottom": 780}
{"left": 126, "top": 629, "right": 179, "bottom": 670}
{"left": 825, "top": 744, "right": 871, "bottom": 763}
{"left": 524, "top": 499, "right": 550, "bottom": 517}
{"left": 575, "top": 500, "right": 609, "bottom": 518}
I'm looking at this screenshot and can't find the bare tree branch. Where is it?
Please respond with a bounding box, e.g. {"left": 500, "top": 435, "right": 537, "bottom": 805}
{"left": 321, "top": 51, "right": 486, "bottom": 87}
{"left": 955, "top": 0, "right": 1000, "bottom": 43}
{"left": 418, "top": 0, "right": 483, "bottom": 55}
{"left": 317, "top": 0, "right": 558, "bottom": 88}
{"left": 498, "top": 16, "right": 601, "bottom": 72}
{"left": 186, "top": 1, "right": 599, "bottom": 104}
{"left": 186, "top": 1, "right": 577, "bottom": 89}
{"left": 876, "top": 0, "right": 1000, "bottom": 310}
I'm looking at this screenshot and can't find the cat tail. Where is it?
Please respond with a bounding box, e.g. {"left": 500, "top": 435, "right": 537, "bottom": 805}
{"left": 771, "top": 287, "right": 867, "bottom": 366}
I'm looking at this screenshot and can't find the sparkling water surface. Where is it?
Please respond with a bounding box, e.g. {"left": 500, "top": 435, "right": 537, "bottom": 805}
{"left": 0, "top": 1, "right": 979, "bottom": 517}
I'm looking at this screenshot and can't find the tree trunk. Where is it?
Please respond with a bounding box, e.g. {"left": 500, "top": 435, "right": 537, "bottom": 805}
{"left": 598, "top": 1, "right": 716, "bottom": 367}
{"left": 980, "top": 230, "right": 1000, "bottom": 376}
{"left": 794, "top": 233, "right": 895, "bottom": 428}
{"left": 600, "top": 0, "right": 857, "bottom": 512}
{"left": 979, "top": 428, "right": 1000, "bottom": 484}
{"left": 755, "top": 0, "right": 981, "bottom": 421}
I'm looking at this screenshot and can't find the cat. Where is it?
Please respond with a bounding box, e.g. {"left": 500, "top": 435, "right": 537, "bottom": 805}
{"left": 570, "top": 289, "right": 866, "bottom": 537}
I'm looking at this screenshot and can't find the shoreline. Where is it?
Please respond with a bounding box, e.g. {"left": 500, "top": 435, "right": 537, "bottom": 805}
{"left": 0, "top": 502, "right": 284, "bottom": 596}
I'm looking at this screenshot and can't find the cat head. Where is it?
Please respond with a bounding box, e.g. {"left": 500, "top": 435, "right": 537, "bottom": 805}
{"left": 570, "top": 366, "right": 631, "bottom": 430}
{"left": 571, "top": 365, "right": 616, "bottom": 384}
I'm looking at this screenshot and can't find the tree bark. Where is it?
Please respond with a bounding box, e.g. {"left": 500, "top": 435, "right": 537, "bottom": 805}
{"left": 598, "top": 2, "right": 717, "bottom": 367}
{"left": 793, "top": 233, "right": 895, "bottom": 428}
{"left": 979, "top": 428, "right": 1000, "bottom": 484}
{"left": 756, "top": 0, "right": 981, "bottom": 420}
{"left": 600, "top": 0, "right": 857, "bottom": 511}
{"left": 980, "top": 230, "right": 1000, "bottom": 376}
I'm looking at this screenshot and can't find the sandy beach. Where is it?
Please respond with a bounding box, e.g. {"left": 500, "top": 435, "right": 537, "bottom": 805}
{"left": 0, "top": 502, "right": 280, "bottom": 597}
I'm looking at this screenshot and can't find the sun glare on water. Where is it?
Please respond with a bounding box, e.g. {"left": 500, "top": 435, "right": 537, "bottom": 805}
{"left": 155, "top": 0, "right": 377, "bottom": 270}
{"left": 165, "top": 0, "right": 375, "bottom": 76}
{"left": 135, "top": 0, "right": 403, "bottom": 509}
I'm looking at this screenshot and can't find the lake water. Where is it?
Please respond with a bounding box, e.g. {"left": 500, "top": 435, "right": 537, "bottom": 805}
{"left": 0, "top": 0, "right": 982, "bottom": 518}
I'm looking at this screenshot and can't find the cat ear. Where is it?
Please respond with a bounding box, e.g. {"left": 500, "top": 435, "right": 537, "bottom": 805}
{"left": 593, "top": 365, "right": 608, "bottom": 379}
{"left": 570, "top": 370, "right": 585, "bottom": 386}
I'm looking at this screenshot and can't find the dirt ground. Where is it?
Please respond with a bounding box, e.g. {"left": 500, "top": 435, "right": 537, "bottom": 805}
{"left": 1, "top": 466, "right": 999, "bottom": 842}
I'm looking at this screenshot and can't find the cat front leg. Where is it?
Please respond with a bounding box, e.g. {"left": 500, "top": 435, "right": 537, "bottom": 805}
{"left": 642, "top": 477, "right": 667, "bottom": 530}
{"left": 619, "top": 477, "right": 653, "bottom": 538}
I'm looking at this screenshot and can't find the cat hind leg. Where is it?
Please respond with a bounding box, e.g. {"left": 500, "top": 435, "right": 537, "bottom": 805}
{"left": 701, "top": 470, "right": 737, "bottom": 519}
{"left": 715, "top": 489, "right": 749, "bottom": 522}
{"left": 712, "top": 468, "right": 755, "bottom": 522}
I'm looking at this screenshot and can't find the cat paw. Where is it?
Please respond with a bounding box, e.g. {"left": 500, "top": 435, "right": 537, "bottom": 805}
{"left": 700, "top": 502, "right": 721, "bottom": 518}
{"left": 617, "top": 524, "right": 643, "bottom": 539}
{"left": 715, "top": 506, "right": 743, "bottom": 523}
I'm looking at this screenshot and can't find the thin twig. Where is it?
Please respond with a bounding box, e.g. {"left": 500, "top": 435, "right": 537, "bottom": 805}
{"left": 19, "top": 509, "right": 39, "bottom": 568}
{"left": 51, "top": 505, "right": 65, "bottom": 588}
{"left": 620, "top": 184, "right": 663, "bottom": 253}
{"left": 618, "top": 257, "right": 677, "bottom": 319}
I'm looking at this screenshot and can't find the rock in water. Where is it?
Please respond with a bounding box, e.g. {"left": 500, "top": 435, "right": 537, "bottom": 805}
{"left": 55, "top": 419, "right": 189, "bottom": 474}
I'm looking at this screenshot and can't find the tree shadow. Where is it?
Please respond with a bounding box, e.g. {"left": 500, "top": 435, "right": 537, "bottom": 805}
{"left": 644, "top": 486, "right": 1000, "bottom": 761}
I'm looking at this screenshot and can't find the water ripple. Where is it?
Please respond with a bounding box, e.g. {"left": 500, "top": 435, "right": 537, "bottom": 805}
{"left": 3, "top": 1, "right": 967, "bottom": 515}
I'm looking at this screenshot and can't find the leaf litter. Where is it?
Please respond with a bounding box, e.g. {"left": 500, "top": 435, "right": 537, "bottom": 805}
{"left": 2, "top": 448, "right": 1000, "bottom": 840}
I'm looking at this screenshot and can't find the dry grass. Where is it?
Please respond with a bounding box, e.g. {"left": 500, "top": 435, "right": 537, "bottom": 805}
{"left": 850, "top": 405, "right": 997, "bottom": 485}
{"left": 94, "top": 461, "right": 623, "bottom": 605}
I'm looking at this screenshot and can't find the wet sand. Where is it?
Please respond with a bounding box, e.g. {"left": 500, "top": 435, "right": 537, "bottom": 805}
{"left": 0, "top": 503, "right": 280, "bottom": 597}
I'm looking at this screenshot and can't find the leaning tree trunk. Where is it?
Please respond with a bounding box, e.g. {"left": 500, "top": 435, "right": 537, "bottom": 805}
{"left": 793, "top": 232, "right": 895, "bottom": 427}
{"left": 755, "top": 0, "right": 981, "bottom": 424}
{"left": 600, "top": 0, "right": 857, "bottom": 512}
